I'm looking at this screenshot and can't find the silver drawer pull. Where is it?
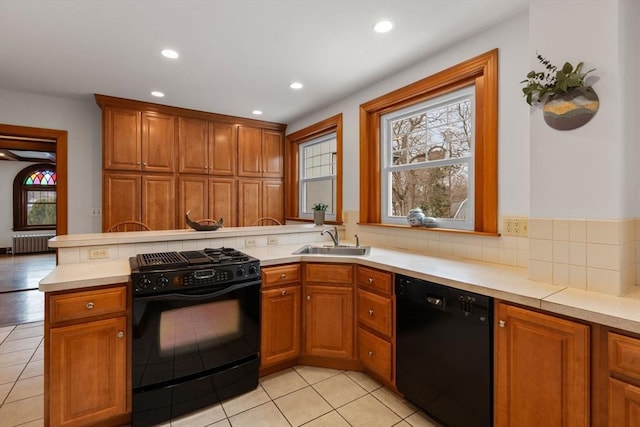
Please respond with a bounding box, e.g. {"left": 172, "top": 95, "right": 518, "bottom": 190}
{"left": 368, "top": 309, "right": 374, "bottom": 316}
{"left": 499, "top": 320, "right": 506, "bottom": 328}
{"left": 86, "top": 302, "right": 94, "bottom": 309}
{"left": 307, "top": 295, "right": 311, "bottom": 300}
{"left": 117, "top": 331, "right": 124, "bottom": 338}
{"left": 368, "top": 351, "right": 374, "bottom": 357}
{"left": 281, "top": 290, "right": 286, "bottom": 296}
{"left": 368, "top": 278, "right": 374, "bottom": 284}
{"left": 281, "top": 273, "right": 286, "bottom": 279}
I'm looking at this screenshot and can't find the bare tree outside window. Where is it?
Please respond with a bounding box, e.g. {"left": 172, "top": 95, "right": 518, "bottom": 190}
{"left": 382, "top": 87, "right": 474, "bottom": 229}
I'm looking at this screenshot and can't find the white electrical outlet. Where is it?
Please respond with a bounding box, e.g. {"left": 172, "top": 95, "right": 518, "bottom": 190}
{"left": 267, "top": 237, "right": 278, "bottom": 245}
{"left": 89, "top": 248, "right": 109, "bottom": 259}
{"left": 245, "top": 238, "right": 257, "bottom": 247}
{"left": 89, "top": 208, "right": 102, "bottom": 218}
{"left": 503, "top": 217, "right": 529, "bottom": 237}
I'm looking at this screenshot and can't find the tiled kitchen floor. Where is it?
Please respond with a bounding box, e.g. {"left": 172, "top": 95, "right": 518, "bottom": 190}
{"left": 0, "top": 322, "right": 440, "bottom": 427}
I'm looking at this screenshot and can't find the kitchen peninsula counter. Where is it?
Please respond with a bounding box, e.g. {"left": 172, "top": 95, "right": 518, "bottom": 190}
{"left": 40, "top": 242, "right": 640, "bottom": 334}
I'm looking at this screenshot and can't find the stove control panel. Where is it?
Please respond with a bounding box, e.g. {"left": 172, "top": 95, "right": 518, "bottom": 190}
{"left": 131, "top": 259, "right": 261, "bottom": 295}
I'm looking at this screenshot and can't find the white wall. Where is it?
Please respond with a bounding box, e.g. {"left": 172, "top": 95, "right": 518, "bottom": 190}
{"left": 0, "top": 161, "right": 36, "bottom": 248}
{"left": 528, "top": 0, "right": 627, "bottom": 219}
{"left": 0, "top": 89, "right": 103, "bottom": 237}
{"left": 287, "top": 11, "right": 531, "bottom": 219}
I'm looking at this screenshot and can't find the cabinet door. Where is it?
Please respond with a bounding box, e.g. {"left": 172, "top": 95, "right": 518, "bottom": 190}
{"left": 103, "top": 107, "right": 141, "bottom": 171}
{"left": 609, "top": 378, "right": 640, "bottom": 427}
{"left": 103, "top": 172, "right": 141, "bottom": 231}
{"left": 262, "top": 180, "right": 284, "bottom": 223}
{"left": 262, "top": 130, "right": 283, "bottom": 178}
{"left": 495, "top": 302, "right": 590, "bottom": 427}
{"left": 178, "top": 117, "right": 209, "bottom": 174}
{"left": 238, "top": 178, "right": 262, "bottom": 226}
{"left": 237, "top": 126, "right": 263, "bottom": 177}
{"left": 304, "top": 285, "right": 354, "bottom": 360}
{"left": 261, "top": 285, "right": 301, "bottom": 367}
{"left": 178, "top": 175, "right": 208, "bottom": 228}
{"left": 49, "top": 317, "right": 128, "bottom": 427}
{"left": 209, "top": 122, "right": 236, "bottom": 176}
{"left": 142, "top": 175, "right": 175, "bottom": 230}
{"left": 209, "top": 178, "right": 236, "bottom": 227}
{"left": 141, "top": 111, "right": 175, "bottom": 173}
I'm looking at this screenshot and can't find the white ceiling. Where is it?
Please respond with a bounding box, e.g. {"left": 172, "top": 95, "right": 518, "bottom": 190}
{"left": 0, "top": 0, "right": 527, "bottom": 125}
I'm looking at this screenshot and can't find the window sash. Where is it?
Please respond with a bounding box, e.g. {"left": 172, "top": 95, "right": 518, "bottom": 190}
{"left": 299, "top": 133, "right": 337, "bottom": 219}
{"left": 380, "top": 86, "right": 475, "bottom": 230}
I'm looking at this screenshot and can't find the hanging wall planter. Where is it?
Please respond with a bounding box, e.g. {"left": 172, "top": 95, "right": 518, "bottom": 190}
{"left": 542, "top": 86, "right": 599, "bottom": 130}
{"left": 521, "top": 53, "right": 598, "bottom": 130}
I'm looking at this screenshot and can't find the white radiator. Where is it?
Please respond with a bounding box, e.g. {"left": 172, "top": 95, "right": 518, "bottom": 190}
{"left": 12, "top": 234, "right": 55, "bottom": 254}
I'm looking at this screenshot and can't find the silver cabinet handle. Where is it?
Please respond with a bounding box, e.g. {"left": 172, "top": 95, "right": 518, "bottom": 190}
{"left": 281, "top": 290, "right": 286, "bottom": 296}
{"left": 307, "top": 295, "right": 311, "bottom": 300}
{"left": 86, "top": 302, "right": 94, "bottom": 309}
{"left": 143, "top": 162, "right": 147, "bottom": 167}
{"left": 368, "top": 278, "right": 374, "bottom": 284}
{"left": 281, "top": 273, "right": 286, "bottom": 279}
{"left": 368, "top": 309, "right": 374, "bottom": 316}
{"left": 368, "top": 351, "right": 374, "bottom": 357}
{"left": 499, "top": 320, "right": 506, "bottom": 328}
{"left": 117, "top": 331, "right": 124, "bottom": 338}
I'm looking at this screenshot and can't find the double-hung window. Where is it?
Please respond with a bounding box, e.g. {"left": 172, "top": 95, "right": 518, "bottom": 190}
{"left": 299, "top": 133, "right": 337, "bottom": 220}
{"left": 381, "top": 86, "right": 474, "bottom": 230}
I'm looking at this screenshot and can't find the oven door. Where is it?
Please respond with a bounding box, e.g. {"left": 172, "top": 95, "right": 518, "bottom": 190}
{"left": 131, "top": 279, "right": 260, "bottom": 425}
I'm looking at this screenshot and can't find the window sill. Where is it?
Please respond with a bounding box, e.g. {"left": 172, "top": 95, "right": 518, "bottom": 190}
{"left": 357, "top": 222, "right": 500, "bottom": 237}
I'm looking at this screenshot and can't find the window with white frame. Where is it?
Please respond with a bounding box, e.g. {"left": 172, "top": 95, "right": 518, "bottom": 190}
{"left": 381, "top": 86, "right": 474, "bottom": 230}
{"left": 299, "top": 133, "right": 337, "bottom": 220}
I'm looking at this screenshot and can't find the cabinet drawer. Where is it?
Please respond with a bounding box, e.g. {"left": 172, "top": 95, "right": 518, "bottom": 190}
{"left": 357, "top": 266, "right": 392, "bottom": 295}
{"left": 305, "top": 263, "right": 353, "bottom": 285}
{"left": 262, "top": 264, "right": 301, "bottom": 288}
{"left": 609, "top": 332, "right": 640, "bottom": 382}
{"left": 357, "top": 289, "right": 392, "bottom": 337}
{"left": 358, "top": 327, "right": 392, "bottom": 382}
{"left": 49, "top": 286, "right": 127, "bottom": 324}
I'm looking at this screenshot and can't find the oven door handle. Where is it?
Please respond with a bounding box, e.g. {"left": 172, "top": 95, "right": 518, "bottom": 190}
{"left": 133, "top": 279, "right": 262, "bottom": 302}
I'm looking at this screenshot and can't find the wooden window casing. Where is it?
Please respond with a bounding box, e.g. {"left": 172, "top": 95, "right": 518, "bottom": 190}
{"left": 359, "top": 49, "right": 498, "bottom": 234}
{"left": 285, "top": 114, "right": 343, "bottom": 224}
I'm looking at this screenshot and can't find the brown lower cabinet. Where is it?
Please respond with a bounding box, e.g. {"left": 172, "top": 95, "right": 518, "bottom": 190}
{"left": 45, "top": 284, "right": 130, "bottom": 427}
{"left": 260, "top": 264, "right": 302, "bottom": 370}
{"left": 495, "top": 301, "right": 590, "bottom": 427}
{"left": 607, "top": 332, "right": 640, "bottom": 426}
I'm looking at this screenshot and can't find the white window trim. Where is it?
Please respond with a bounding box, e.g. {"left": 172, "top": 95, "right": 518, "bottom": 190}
{"left": 298, "top": 133, "right": 337, "bottom": 221}
{"left": 380, "top": 86, "right": 475, "bottom": 230}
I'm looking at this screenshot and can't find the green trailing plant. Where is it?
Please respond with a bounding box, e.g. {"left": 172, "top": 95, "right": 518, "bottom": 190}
{"left": 312, "top": 203, "right": 329, "bottom": 211}
{"left": 521, "top": 53, "right": 595, "bottom": 105}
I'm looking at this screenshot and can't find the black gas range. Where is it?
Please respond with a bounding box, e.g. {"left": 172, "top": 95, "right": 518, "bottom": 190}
{"left": 129, "top": 247, "right": 261, "bottom": 295}
{"left": 130, "top": 247, "right": 262, "bottom": 425}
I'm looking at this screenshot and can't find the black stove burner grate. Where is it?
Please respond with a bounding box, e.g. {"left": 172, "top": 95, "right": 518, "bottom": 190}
{"left": 136, "top": 252, "right": 188, "bottom": 271}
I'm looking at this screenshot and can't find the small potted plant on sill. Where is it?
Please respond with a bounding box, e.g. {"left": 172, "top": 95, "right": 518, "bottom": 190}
{"left": 521, "top": 53, "right": 598, "bottom": 130}
{"left": 312, "top": 203, "right": 329, "bottom": 225}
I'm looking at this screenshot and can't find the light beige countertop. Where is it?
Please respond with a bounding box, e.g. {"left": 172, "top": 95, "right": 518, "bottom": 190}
{"left": 39, "top": 243, "right": 640, "bottom": 334}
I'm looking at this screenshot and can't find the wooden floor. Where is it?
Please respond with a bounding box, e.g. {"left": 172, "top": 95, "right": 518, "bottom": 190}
{"left": 0, "top": 253, "right": 54, "bottom": 327}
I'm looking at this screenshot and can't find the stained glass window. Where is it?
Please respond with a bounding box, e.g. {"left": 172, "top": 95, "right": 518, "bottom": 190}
{"left": 24, "top": 170, "right": 56, "bottom": 186}
{"left": 14, "top": 165, "right": 57, "bottom": 230}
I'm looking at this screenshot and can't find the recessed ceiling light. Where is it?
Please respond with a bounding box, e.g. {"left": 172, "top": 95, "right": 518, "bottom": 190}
{"left": 374, "top": 20, "right": 393, "bottom": 33}
{"left": 252, "top": 110, "right": 263, "bottom": 115}
{"left": 151, "top": 91, "right": 165, "bottom": 98}
{"left": 160, "top": 49, "right": 179, "bottom": 59}
{"left": 289, "top": 82, "right": 303, "bottom": 89}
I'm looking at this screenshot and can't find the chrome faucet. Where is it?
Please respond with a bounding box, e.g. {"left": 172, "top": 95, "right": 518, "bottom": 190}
{"left": 321, "top": 227, "right": 340, "bottom": 246}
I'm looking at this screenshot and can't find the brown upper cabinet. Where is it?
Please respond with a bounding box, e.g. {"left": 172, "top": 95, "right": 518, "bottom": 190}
{"left": 238, "top": 126, "right": 283, "bottom": 178}
{"left": 103, "top": 107, "right": 176, "bottom": 173}
{"left": 178, "top": 117, "right": 237, "bottom": 176}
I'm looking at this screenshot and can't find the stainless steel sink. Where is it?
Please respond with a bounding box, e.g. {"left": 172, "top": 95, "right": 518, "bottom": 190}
{"left": 293, "top": 245, "right": 370, "bottom": 256}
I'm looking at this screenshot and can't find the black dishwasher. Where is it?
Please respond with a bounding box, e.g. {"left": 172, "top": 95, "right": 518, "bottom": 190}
{"left": 395, "top": 274, "right": 493, "bottom": 427}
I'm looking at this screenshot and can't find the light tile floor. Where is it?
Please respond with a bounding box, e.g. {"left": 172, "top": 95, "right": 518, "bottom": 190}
{"left": 0, "top": 322, "right": 441, "bottom": 427}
